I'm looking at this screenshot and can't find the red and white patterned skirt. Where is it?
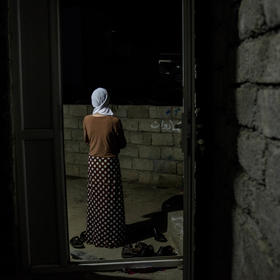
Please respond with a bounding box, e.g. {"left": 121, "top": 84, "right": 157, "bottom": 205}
{"left": 85, "top": 155, "right": 127, "bottom": 248}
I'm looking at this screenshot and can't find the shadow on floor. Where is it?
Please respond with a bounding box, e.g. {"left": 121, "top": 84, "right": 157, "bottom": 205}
{"left": 126, "top": 194, "right": 183, "bottom": 244}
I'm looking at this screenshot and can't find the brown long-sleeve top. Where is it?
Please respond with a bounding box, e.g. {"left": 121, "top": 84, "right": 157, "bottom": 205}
{"left": 82, "top": 115, "right": 126, "bottom": 157}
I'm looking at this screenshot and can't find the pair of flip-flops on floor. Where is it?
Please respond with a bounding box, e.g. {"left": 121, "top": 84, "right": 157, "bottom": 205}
{"left": 70, "top": 231, "right": 87, "bottom": 249}
{"left": 122, "top": 242, "right": 176, "bottom": 258}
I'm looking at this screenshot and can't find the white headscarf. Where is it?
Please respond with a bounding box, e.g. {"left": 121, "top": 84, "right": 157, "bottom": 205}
{"left": 91, "top": 88, "right": 114, "bottom": 116}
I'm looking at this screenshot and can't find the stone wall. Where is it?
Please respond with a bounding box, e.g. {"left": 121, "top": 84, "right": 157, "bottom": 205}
{"left": 195, "top": 0, "right": 280, "bottom": 279}
{"left": 63, "top": 105, "right": 183, "bottom": 187}
{"left": 233, "top": 1, "right": 280, "bottom": 278}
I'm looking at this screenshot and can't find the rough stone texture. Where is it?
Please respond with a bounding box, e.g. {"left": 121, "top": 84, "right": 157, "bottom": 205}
{"left": 234, "top": 172, "right": 264, "bottom": 214}
{"left": 266, "top": 141, "right": 280, "bottom": 200}
{"left": 258, "top": 88, "right": 280, "bottom": 139}
{"left": 237, "top": 130, "right": 266, "bottom": 182}
{"left": 238, "top": 0, "right": 266, "bottom": 40}
{"left": 255, "top": 190, "right": 280, "bottom": 264}
{"left": 232, "top": 208, "right": 280, "bottom": 280}
{"left": 63, "top": 105, "right": 183, "bottom": 185}
{"left": 237, "top": 33, "right": 280, "bottom": 83}
{"left": 263, "top": 0, "right": 280, "bottom": 28}
{"left": 236, "top": 84, "right": 258, "bottom": 128}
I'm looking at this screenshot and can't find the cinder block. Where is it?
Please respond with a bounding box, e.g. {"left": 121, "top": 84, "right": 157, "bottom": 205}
{"left": 138, "top": 171, "right": 159, "bottom": 185}
{"left": 79, "top": 165, "right": 88, "bottom": 178}
{"left": 172, "top": 107, "right": 183, "bottom": 120}
{"left": 122, "top": 119, "right": 139, "bottom": 131}
{"left": 121, "top": 169, "right": 139, "bottom": 182}
{"left": 64, "top": 141, "right": 80, "bottom": 153}
{"left": 149, "top": 106, "right": 172, "bottom": 119}
{"left": 127, "top": 106, "right": 149, "bottom": 119}
{"left": 139, "top": 146, "right": 160, "bottom": 159}
{"left": 79, "top": 142, "right": 89, "bottom": 154}
{"left": 133, "top": 158, "right": 153, "bottom": 171}
{"left": 65, "top": 152, "right": 88, "bottom": 165}
{"left": 154, "top": 160, "right": 177, "bottom": 174}
{"left": 128, "top": 132, "right": 152, "bottom": 145}
{"left": 173, "top": 134, "right": 182, "bottom": 147}
{"left": 63, "top": 129, "right": 72, "bottom": 140}
{"left": 65, "top": 152, "right": 75, "bottom": 164}
{"left": 177, "top": 162, "right": 184, "bottom": 176}
{"left": 152, "top": 133, "right": 173, "bottom": 146}
{"left": 119, "top": 145, "right": 138, "bottom": 157}
{"left": 161, "top": 120, "right": 181, "bottom": 134}
{"left": 161, "top": 147, "right": 184, "bottom": 161}
{"left": 110, "top": 105, "right": 128, "bottom": 118}
{"left": 63, "top": 117, "right": 79, "bottom": 129}
{"left": 78, "top": 119, "right": 84, "bottom": 129}
{"left": 63, "top": 105, "right": 69, "bottom": 115}
{"left": 65, "top": 164, "right": 80, "bottom": 177}
{"left": 158, "top": 174, "right": 183, "bottom": 187}
{"left": 71, "top": 129, "right": 83, "bottom": 141}
{"left": 87, "top": 105, "right": 93, "bottom": 115}
{"left": 119, "top": 156, "right": 133, "bottom": 169}
{"left": 69, "top": 105, "right": 87, "bottom": 117}
{"left": 139, "top": 119, "right": 160, "bottom": 132}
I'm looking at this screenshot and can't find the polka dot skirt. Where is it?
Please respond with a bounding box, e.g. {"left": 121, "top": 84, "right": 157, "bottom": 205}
{"left": 85, "top": 155, "right": 127, "bottom": 248}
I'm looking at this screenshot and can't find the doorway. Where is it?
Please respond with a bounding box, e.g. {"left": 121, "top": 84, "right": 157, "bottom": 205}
{"left": 10, "top": 0, "right": 194, "bottom": 278}
{"left": 60, "top": 0, "right": 185, "bottom": 272}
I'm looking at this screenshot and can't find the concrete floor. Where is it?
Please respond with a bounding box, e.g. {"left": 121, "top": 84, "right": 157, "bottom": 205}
{"left": 66, "top": 177, "right": 183, "bottom": 279}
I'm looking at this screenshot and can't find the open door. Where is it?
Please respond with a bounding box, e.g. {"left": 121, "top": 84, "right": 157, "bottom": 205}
{"left": 10, "top": 0, "right": 195, "bottom": 278}
{"left": 182, "top": 0, "right": 196, "bottom": 279}
{"left": 10, "top": 0, "right": 69, "bottom": 268}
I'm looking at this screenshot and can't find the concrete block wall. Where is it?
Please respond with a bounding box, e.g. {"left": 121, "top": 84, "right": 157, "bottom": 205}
{"left": 233, "top": 2, "right": 280, "bottom": 278}
{"left": 196, "top": 0, "right": 280, "bottom": 279}
{"left": 63, "top": 105, "right": 184, "bottom": 187}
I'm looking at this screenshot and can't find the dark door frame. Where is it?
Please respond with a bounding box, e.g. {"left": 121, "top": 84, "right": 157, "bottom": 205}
{"left": 9, "top": 0, "right": 195, "bottom": 279}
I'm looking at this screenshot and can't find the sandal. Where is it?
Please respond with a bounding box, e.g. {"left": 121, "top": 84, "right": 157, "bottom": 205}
{"left": 156, "top": 245, "right": 176, "bottom": 256}
{"left": 153, "top": 227, "right": 168, "bottom": 242}
{"left": 70, "top": 236, "right": 85, "bottom": 249}
{"left": 122, "top": 244, "right": 138, "bottom": 258}
{"left": 140, "top": 244, "right": 155, "bottom": 257}
{"left": 80, "top": 231, "right": 87, "bottom": 243}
